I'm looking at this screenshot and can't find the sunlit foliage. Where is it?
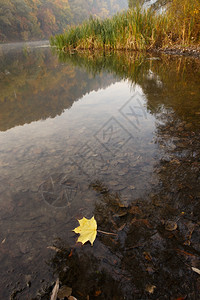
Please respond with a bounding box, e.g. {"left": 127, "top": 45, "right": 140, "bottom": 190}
{"left": 0, "top": 0, "right": 127, "bottom": 42}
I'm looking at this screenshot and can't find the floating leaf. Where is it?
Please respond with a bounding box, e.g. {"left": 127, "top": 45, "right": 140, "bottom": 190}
{"left": 73, "top": 216, "right": 97, "bottom": 246}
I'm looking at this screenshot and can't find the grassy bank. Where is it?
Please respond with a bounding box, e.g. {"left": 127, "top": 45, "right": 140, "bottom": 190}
{"left": 50, "top": 0, "right": 200, "bottom": 51}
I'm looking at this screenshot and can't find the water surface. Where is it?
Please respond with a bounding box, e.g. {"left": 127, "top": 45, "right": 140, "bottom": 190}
{"left": 0, "top": 43, "right": 199, "bottom": 299}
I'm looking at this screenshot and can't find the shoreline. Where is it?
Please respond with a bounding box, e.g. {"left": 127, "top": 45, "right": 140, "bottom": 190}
{"left": 156, "top": 45, "right": 200, "bottom": 59}
{"left": 1, "top": 39, "right": 199, "bottom": 59}
{"left": 59, "top": 45, "right": 200, "bottom": 59}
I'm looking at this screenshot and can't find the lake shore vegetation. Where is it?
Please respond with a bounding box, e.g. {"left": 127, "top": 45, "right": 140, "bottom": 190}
{"left": 50, "top": 0, "right": 200, "bottom": 53}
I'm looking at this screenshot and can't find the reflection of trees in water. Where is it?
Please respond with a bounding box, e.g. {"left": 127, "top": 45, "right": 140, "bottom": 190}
{"left": 58, "top": 51, "right": 200, "bottom": 225}
{"left": 2, "top": 49, "right": 199, "bottom": 133}
{"left": 56, "top": 50, "right": 149, "bottom": 81}
{"left": 139, "top": 56, "right": 200, "bottom": 129}
{"left": 37, "top": 52, "right": 200, "bottom": 299}
{"left": 0, "top": 48, "right": 117, "bottom": 131}
{"left": 59, "top": 51, "right": 200, "bottom": 124}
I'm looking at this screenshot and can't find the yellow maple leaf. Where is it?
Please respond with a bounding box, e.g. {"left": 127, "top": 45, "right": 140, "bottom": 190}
{"left": 73, "top": 216, "right": 97, "bottom": 246}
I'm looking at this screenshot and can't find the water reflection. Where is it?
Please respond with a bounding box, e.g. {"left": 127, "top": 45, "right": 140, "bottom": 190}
{"left": 0, "top": 46, "right": 199, "bottom": 299}
{"left": 59, "top": 51, "right": 200, "bottom": 119}
{"left": 0, "top": 46, "right": 116, "bottom": 132}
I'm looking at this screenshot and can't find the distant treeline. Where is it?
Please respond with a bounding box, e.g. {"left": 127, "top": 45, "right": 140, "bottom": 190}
{"left": 0, "top": 0, "right": 127, "bottom": 42}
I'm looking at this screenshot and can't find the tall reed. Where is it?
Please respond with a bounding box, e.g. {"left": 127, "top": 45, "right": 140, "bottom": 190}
{"left": 50, "top": 1, "right": 200, "bottom": 51}
{"left": 167, "top": 0, "right": 200, "bottom": 45}
{"left": 51, "top": 6, "right": 168, "bottom": 51}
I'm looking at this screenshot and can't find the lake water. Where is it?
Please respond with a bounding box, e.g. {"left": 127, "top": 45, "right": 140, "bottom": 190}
{"left": 0, "top": 41, "right": 199, "bottom": 299}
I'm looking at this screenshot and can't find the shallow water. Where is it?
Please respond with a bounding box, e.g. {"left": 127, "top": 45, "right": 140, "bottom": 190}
{"left": 0, "top": 43, "right": 199, "bottom": 299}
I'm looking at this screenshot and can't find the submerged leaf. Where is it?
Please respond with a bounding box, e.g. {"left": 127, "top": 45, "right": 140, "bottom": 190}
{"left": 145, "top": 284, "right": 156, "bottom": 294}
{"left": 192, "top": 267, "right": 200, "bottom": 275}
{"left": 57, "top": 286, "right": 72, "bottom": 298}
{"left": 165, "top": 220, "right": 177, "bottom": 231}
{"left": 51, "top": 278, "right": 59, "bottom": 300}
{"left": 73, "top": 216, "right": 97, "bottom": 246}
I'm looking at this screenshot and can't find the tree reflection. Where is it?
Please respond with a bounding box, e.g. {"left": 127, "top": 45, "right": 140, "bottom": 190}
{"left": 0, "top": 48, "right": 117, "bottom": 132}
{"left": 38, "top": 51, "right": 200, "bottom": 299}
{"left": 57, "top": 50, "right": 200, "bottom": 128}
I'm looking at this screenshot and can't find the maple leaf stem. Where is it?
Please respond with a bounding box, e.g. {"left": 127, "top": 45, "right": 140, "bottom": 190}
{"left": 97, "top": 229, "right": 117, "bottom": 236}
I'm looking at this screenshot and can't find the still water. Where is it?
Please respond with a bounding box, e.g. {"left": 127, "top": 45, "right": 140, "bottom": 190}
{"left": 0, "top": 42, "right": 199, "bottom": 299}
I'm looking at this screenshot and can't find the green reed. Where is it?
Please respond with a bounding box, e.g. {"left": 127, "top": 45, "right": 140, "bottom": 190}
{"left": 50, "top": 6, "right": 167, "bottom": 51}
{"left": 50, "top": 1, "right": 200, "bottom": 52}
